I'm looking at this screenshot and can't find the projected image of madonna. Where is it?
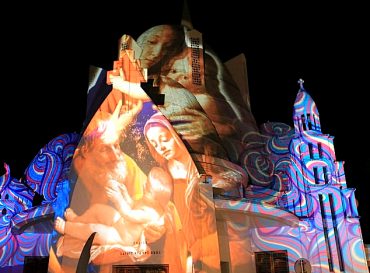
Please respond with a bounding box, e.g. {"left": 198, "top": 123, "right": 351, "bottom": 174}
{"left": 55, "top": 89, "right": 220, "bottom": 272}
{"left": 137, "top": 24, "right": 259, "bottom": 165}
{"left": 54, "top": 99, "right": 161, "bottom": 265}
{"left": 144, "top": 113, "right": 220, "bottom": 273}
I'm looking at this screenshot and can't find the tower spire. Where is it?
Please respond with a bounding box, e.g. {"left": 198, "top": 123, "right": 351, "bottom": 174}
{"left": 293, "top": 79, "right": 321, "bottom": 133}
{"left": 181, "top": 0, "right": 193, "bottom": 29}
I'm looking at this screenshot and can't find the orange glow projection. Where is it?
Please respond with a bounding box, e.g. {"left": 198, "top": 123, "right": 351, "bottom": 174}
{"left": 52, "top": 35, "right": 220, "bottom": 273}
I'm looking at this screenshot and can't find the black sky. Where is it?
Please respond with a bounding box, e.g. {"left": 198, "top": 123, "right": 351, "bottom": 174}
{"left": 1, "top": 1, "right": 369, "bottom": 242}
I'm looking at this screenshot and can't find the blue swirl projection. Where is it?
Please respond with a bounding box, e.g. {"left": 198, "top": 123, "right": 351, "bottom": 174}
{"left": 0, "top": 28, "right": 367, "bottom": 273}
{"left": 232, "top": 85, "right": 368, "bottom": 272}
{"left": 0, "top": 133, "right": 79, "bottom": 268}
{"left": 241, "top": 122, "right": 294, "bottom": 190}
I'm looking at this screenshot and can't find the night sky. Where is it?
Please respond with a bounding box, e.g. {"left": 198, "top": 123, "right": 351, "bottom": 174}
{"left": 1, "top": 1, "right": 368, "bottom": 243}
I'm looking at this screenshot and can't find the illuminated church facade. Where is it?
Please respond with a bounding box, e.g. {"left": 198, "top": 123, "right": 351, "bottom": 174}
{"left": 0, "top": 17, "right": 368, "bottom": 273}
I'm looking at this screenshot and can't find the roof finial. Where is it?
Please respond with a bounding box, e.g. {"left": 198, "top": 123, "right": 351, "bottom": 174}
{"left": 298, "top": 78, "right": 305, "bottom": 90}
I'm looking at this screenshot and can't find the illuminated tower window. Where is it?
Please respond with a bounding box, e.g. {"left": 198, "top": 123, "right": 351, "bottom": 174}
{"left": 319, "top": 194, "right": 334, "bottom": 272}
{"left": 307, "top": 113, "right": 312, "bottom": 130}
{"left": 318, "top": 142, "right": 323, "bottom": 158}
{"left": 308, "top": 143, "right": 314, "bottom": 159}
{"left": 313, "top": 114, "right": 317, "bottom": 129}
{"left": 313, "top": 167, "right": 319, "bottom": 184}
{"left": 323, "top": 166, "right": 329, "bottom": 184}
{"left": 190, "top": 37, "right": 201, "bottom": 85}
{"left": 121, "top": 41, "right": 129, "bottom": 50}
{"left": 329, "top": 194, "right": 345, "bottom": 271}
{"left": 301, "top": 114, "right": 307, "bottom": 130}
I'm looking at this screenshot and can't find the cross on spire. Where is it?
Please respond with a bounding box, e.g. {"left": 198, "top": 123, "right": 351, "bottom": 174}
{"left": 298, "top": 79, "right": 305, "bottom": 90}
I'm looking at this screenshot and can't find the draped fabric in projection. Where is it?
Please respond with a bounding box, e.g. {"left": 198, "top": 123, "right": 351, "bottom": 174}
{"left": 0, "top": 20, "right": 368, "bottom": 273}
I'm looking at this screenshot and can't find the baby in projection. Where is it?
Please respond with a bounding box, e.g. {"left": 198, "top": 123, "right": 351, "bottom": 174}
{"left": 54, "top": 166, "right": 173, "bottom": 250}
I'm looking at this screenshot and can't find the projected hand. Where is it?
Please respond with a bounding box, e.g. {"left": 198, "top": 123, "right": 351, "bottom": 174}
{"left": 109, "top": 68, "right": 149, "bottom": 101}
{"left": 114, "top": 99, "right": 143, "bottom": 131}
{"left": 100, "top": 99, "right": 143, "bottom": 143}
{"left": 144, "top": 220, "right": 166, "bottom": 244}
{"left": 169, "top": 108, "right": 215, "bottom": 140}
{"left": 106, "top": 180, "right": 135, "bottom": 216}
{"left": 106, "top": 180, "right": 124, "bottom": 205}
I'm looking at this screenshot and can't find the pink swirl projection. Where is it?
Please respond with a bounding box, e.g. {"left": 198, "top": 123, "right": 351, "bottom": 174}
{"left": 241, "top": 123, "right": 294, "bottom": 189}
{"left": 252, "top": 227, "right": 302, "bottom": 263}
{"left": 341, "top": 236, "right": 368, "bottom": 272}
{"left": 0, "top": 133, "right": 79, "bottom": 268}
{"left": 293, "top": 91, "right": 319, "bottom": 116}
{"left": 242, "top": 151, "right": 274, "bottom": 186}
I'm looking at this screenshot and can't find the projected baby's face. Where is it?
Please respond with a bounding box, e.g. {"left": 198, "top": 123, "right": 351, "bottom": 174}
{"left": 164, "top": 55, "right": 191, "bottom": 90}
{"left": 147, "top": 167, "right": 172, "bottom": 202}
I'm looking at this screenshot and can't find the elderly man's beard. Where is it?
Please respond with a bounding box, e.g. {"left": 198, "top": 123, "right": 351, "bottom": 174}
{"left": 75, "top": 143, "right": 129, "bottom": 200}
{"left": 106, "top": 155, "right": 128, "bottom": 183}
{"left": 94, "top": 151, "right": 128, "bottom": 185}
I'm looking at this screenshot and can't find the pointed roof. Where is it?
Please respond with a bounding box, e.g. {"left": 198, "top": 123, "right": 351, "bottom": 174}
{"left": 293, "top": 79, "right": 319, "bottom": 117}
{"left": 181, "top": 0, "right": 193, "bottom": 30}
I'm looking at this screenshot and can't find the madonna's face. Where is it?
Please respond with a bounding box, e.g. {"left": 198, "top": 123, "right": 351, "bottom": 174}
{"left": 137, "top": 25, "right": 174, "bottom": 68}
{"left": 146, "top": 125, "right": 180, "bottom": 161}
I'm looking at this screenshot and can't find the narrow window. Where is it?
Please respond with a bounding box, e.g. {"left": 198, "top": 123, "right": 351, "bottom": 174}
{"left": 301, "top": 114, "right": 307, "bottom": 130}
{"left": 323, "top": 166, "right": 329, "bottom": 184}
{"left": 329, "top": 194, "right": 345, "bottom": 271}
{"left": 307, "top": 113, "right": 312, "bottom": 130}
{"left": 318, "top": 142, "right": 323, "bottom": 158}
{"left": 190, "top": 37, "right": 201, "bottom": 85}
{"left": 319, "top": 194, "right": 334, "bottom": 272}
{"left": 313, "top": 167, "right": 319, "bottom": 184}
{"left": 308, "top": 143, "right": 314, "bottom": 159}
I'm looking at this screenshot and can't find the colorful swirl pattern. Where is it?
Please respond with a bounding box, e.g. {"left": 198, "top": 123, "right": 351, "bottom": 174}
{"left": 0, "top": 133, "right": 79, "bottom": 267}
{"left": 241, "top": 122, "right": 294, "bottom": 189}
{"left": 230, "top": 87, "right": 368, "bottom": 272}
{"left": 0, "top": 59, "right": 367, "bottom": 273}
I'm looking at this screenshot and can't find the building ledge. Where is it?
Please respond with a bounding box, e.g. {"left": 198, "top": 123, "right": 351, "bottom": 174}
{"left": 215, "top": 198, "right": 299, "bottom": 228}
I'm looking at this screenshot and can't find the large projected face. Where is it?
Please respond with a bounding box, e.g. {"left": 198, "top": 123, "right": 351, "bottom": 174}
{"left": 137, "top": 25, "right": 185, "bottom": 71}
{"left": 146, "top": 125, "right": 178, "bottom": 161}
{"left": 144, "top": 113, "right": 187, "bottom": 164}
{"left": 137, "top": 24, "right": 260, "bottom": 171}
{"left": 53, "top": 67, "right": 220, "bottom": 272}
